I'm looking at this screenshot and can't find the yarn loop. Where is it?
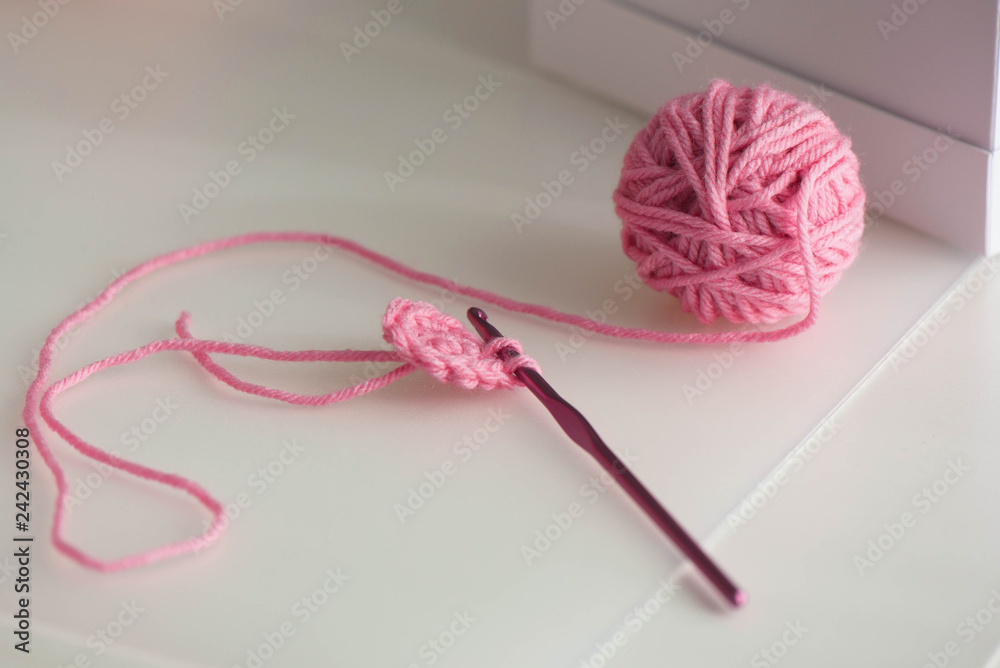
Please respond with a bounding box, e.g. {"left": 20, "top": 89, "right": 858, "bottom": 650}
{"left": 23, "top": 79, "right": 869, "bottom": 574}
{"left": 382, "top": 298, "right": 539, "bottom": 390}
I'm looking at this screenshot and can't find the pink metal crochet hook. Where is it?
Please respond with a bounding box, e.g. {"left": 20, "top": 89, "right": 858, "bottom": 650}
{"left": 467, "top": 307, "right": 746, "bottom": 608}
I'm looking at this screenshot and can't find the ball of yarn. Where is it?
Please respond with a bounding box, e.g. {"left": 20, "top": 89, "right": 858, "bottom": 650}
{"left": 382, "top": 298, "right": 538, "bottom": 390}
{"left": 614, "top": 79, "right": 866, "bottom": 325}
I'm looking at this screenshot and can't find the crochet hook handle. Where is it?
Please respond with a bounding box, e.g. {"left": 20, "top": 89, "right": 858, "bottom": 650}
{"left": 467, "top": 307, "right": 746, "bottom": 608}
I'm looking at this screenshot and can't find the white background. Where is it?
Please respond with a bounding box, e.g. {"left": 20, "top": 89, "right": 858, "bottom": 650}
{"left": 1, "top": 1, "right": 998, "bottom": 667}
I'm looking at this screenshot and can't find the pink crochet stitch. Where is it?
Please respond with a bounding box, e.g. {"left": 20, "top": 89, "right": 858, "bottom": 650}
{"left": 21, "top": 226, "right": 843, "bottom": 572}
{"left": 382, "top": 298, "right": 539, "bottom": 390}
{"left": 27, "top": 282, "right": 539, "bottom": 572}
{"left": 23, "top": 80, "right": 867, "bottom": 573}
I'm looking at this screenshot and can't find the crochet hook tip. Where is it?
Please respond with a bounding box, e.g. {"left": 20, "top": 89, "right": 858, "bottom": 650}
{"left": 467, "top": 307, "right": 502, "bottom": 344}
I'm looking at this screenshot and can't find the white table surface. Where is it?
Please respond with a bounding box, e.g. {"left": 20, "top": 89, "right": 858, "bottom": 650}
{"left": 1, "top": 2, "right": 997, "bottom": 667}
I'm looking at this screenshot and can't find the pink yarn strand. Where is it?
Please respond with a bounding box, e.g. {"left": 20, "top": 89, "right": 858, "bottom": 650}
{"left": 23, "top": 224, "right": 837, "bottom": 571}
{"left": 173, "top": 312, "right": 414, "bottom": 406}
{"left": 24, "top": 79, "right": 867, "bottom": 573}
{"left": 24, "top": 208, "right": 845, "bottom": 572}
{"left": 27, "top": 78, "right": 869, "bottom": 569}
{"left": 31, "top": 331, "right": 409, "bottom": 571}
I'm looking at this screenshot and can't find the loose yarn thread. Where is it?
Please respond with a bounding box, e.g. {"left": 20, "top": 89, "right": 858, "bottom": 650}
{"left": 24, "top": 79, "right": 866, "bottom": 572}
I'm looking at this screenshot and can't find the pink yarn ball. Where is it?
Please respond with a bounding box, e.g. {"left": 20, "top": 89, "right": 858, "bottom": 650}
{"left": 614, "top": 79, "right": 866, "bottom": 325}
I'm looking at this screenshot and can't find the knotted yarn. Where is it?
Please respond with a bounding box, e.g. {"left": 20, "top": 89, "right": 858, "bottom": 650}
{"left": 382, "top": 298, "right": 539, "bottom": 390}
{"left": 26, "top": 287, "right": 540, "bottom": 573}
{"left": 614, "top": 79, "right": 865, "bottom": 325}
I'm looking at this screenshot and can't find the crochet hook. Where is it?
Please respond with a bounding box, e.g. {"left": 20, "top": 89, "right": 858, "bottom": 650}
{"left": 467, "top": 307, "right": 746, "bottom": 608}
